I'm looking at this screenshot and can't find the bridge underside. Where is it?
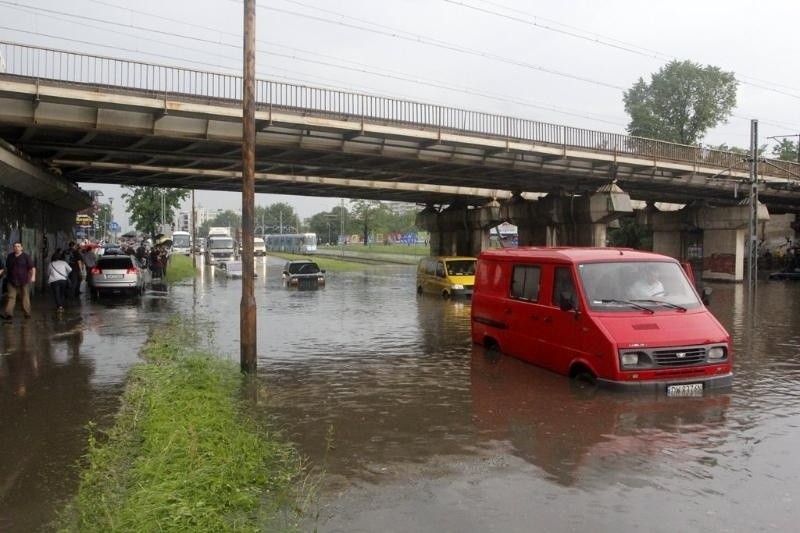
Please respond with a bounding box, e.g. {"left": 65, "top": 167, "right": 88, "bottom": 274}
{"left": 1, "top": 77, "right": 800, "bottom": 213}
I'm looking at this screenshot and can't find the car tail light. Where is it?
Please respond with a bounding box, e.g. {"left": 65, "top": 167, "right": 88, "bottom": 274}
{"left": 127, "top": 267, "right": 138, "bottom": 274}
{"left": 90, "top": 267, "right": 101, "bottom": 275}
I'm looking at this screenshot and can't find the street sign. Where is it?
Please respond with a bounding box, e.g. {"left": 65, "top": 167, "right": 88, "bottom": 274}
{"left": 109, "top": 221, "right": 120, "bottom": 232}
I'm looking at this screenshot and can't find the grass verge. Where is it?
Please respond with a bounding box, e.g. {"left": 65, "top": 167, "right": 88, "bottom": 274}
{"left": 266, "top": 252, "right": 372, "bottom": 272}
{"left": 164, "top": 253, "right": 198, "bottom": 282}
{"left": 58, "top": 322, "right": 307, "bottom": 532}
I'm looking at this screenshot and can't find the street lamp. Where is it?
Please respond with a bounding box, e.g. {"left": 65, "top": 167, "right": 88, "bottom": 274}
{"left": 107, "top": 197, "right": 114, "bottom": 243}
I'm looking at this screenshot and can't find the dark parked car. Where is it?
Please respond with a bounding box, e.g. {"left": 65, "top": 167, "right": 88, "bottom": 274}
{"left": 282, "top": 260, "right": 325, "bottom": 289}
{"left": 88, "top": 254, "right": 145, "bottom": 298}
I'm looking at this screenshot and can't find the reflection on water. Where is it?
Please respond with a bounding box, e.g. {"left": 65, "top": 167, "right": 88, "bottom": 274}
{"left": 470, "top": 345, "right": 731, "bottom": 487}
{"left": 3, "top": 260, "right": 800, "bottom": 531}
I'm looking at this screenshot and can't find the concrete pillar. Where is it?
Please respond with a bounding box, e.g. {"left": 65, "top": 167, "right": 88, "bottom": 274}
{"left": 507, "top": 183, "right": 632, "bottom": 247}
{"left": 649, "top": 201, "right": 769, "bottom": 282}
{"left": 415, "top": 201, "right": 501, "bottom": 257}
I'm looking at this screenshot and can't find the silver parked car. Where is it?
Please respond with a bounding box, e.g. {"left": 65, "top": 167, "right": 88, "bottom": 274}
{"left": 88, "top": 255, "right": 145, "bottom": 298}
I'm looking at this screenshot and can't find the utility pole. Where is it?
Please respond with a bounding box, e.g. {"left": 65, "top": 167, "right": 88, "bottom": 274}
{"left": 747, "top": 120, "right": 759, "bottom": 306}
{"left": 191, "top": 189, "right": 196, "bottom": 270}
{"left": 107, "top": 197, "right": 114, "bottom": 243}
{"left": 240, "top": 0, "right": 257, "bottom": 373}
{"left": 766, "top": 133, "right": 800, "bottom": 163}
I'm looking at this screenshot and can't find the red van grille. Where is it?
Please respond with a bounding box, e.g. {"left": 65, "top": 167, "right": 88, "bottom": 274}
{"left": 652, "top": 347, "right": 707, "bottom": 366}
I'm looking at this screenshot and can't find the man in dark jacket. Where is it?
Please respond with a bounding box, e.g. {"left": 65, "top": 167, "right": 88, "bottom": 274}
{"left": 67, "top": 241, "right": 84, "bottom": 299}
{"left": 0, "top": 241, "right": 36, "bottom": 320}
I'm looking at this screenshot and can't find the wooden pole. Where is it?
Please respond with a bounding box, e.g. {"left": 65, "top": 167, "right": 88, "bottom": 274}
{"left": 240, "top": 0, "right": 257, "bottom": 373}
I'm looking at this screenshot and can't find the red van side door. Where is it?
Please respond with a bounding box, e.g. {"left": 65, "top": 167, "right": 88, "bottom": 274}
{"left": 536, "top": 265, "right": 587, "bottom": 374}
{"left": 502, "top": 263, "right": 545, "bottom": 364}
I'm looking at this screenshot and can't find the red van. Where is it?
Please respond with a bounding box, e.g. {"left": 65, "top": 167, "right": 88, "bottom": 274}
{"left": 470, "top": 247, "right": 732, "bottom": 394}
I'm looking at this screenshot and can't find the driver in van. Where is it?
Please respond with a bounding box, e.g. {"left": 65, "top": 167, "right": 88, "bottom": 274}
{"left": 631, "top": 266, "right": 665, "bottom": 298}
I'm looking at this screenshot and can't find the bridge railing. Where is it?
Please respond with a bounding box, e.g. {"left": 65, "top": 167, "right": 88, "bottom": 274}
{"left": 1, "top": 41, "right": 796, "bottom": 181}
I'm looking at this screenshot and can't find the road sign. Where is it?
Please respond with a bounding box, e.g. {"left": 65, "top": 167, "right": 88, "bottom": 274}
{"left": 109, "top": 221, "right": 120, "bottom": 232}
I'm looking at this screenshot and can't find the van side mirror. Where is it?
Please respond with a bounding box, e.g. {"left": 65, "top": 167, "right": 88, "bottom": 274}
{"left": 701, "top": 286, "right": 712, "bottom": 305}
{"left": 559, "top": 291, "right": 575, "bottom": 312}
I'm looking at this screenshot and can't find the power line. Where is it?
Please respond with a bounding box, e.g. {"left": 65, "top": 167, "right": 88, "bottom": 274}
{"left": 443, "top": 0, "right": 800, "bottom": 100}
{"left": 3, "top": 0, "right": 799, "bottom": 133}
{"left": 0, "top": 2, "right": 626, "bottom": 126}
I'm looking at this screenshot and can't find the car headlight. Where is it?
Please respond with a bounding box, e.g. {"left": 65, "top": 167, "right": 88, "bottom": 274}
{"left": 621, "top": 352, "right": 639, "bottom": 367}
{"left": 452, "top": 284, "right": 464, "bottom": 290}
{"left": 708, "top": 346, "right": 726, "bottom": 360}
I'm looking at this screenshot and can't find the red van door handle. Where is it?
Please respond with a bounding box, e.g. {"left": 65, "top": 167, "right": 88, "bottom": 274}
{"left": 504, "top": 307, "right": 512, "bottom": 315}
{"left": 543, "top": 316, "right": 552, "bottom": 323}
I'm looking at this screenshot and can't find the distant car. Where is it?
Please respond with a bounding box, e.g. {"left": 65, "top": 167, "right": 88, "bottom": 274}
{"left": 282, "top": 260, "right": 326, "bottom": 289}
{"left": 88, "top": 254, "right": 145, "bottom": 298}
{"left": 253, "top": 237, "right": 267, "bottom": 257}
{"left": 218, "top": 261, "right": 243, "bottom": 278}
{"left": 100, "top": 244, "right": 123, "bottom": 255}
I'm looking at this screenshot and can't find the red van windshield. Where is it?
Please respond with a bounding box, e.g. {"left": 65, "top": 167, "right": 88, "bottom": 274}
{"left": 578, "top": 261, "right": 702, "bottom": 311}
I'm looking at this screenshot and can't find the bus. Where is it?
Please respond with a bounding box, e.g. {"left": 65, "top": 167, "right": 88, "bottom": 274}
{"left": 265, "top": 233, "right": 317, "bottom": 254}
{"left": 171, "top": 230, "right": 192, "bottom": 255}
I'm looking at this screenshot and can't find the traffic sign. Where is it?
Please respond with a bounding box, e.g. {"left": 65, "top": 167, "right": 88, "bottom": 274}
{"left": 109, "top": 221, "right": 120, "bottom": 232}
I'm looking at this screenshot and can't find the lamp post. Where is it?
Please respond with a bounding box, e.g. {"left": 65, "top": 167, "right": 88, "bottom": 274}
{"left": 107, "top": 197, "right": 114, "bottom": 243}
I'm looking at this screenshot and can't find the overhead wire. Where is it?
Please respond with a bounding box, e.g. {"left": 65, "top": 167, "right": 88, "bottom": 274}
{"left": 2, "top": 0, "right": 799, "bottom": 135}
{"left": 0, "top": 0, "right": 626, "bottom": 126}
{"left": 444, "top": 0, "right": 800, "bottom": 100}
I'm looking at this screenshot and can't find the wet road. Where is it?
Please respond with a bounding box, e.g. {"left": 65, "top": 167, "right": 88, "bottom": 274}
{"left": 1, "top": 257, "right": 800, "bottom": 531}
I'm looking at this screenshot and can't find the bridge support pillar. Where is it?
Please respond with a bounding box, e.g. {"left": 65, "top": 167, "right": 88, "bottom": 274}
{"left": 416, "top": 201, "right": 501, "bottom": 257}
{"left": 649, "top": 202, "right": 770, "bottom": 282}
{"left": 505, "top": 184, "right": 632, "bottom": 247}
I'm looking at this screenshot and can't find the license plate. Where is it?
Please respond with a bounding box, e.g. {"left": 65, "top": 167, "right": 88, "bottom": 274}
{"left": 105, "top": 274, "right": 124, "bottom": 279}
{"left": 667, "top": 383, "right": 703, "bottom": 397}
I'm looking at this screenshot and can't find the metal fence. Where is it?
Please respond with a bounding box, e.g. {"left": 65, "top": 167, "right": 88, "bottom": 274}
{"left": 1, "top": 40, "right": 796, "bottom": 180}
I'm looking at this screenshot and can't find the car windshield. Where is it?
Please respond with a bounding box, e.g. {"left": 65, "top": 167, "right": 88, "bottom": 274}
{"left": 288, "top": 262, "right": 320, "bottom": 274}
{"left": 445, "top": 259, "right": 476, "bottom": 276}
{"left": 577, "top": 261, "right": 702, "bottom": 311}
{"left": 173, "top": 235, "right": 190, "bottom": 247}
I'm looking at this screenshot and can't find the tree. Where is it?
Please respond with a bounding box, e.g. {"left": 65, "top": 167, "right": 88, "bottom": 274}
{"left": 199, "top": 210, "right": 241, "bottom": 237}
{"left": 772, "top": 138, "right": 799, "bottom": 163}
{"left": 623, "top": 60, "right": 738, "bottom": 145}
{"left": 254, "top": 203, "right": 298, "bottom": 234}
{"left": 607, "top": 217, "right": 652, "bottom": 250}
{"left": 122, "top": 186, "right": 189, "bottom": 238}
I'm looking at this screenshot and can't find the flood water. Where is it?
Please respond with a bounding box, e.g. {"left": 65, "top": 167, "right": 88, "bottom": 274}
{"left": 1, "top": 257, "right": 800, "bottom": 531}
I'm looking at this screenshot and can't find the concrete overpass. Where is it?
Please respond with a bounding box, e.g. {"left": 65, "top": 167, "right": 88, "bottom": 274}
{"left": 1, "top": 41, "right": 798, "bottom": 280}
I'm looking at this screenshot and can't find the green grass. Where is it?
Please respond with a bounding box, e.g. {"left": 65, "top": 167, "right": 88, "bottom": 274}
{"left": 164, "top": 253, "right": 198, "bottom": 282}
{"left": 58, "top": 322, "right": 307, "bottom": 532}
{"left": 318, "top": 243, "right": 429, "bottom": 256}
{"left": 267, "top": 252, "right": 375, "bottom": 272}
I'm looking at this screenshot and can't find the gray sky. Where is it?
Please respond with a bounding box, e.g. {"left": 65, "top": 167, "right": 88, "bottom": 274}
{"left": 3, "top": 0, "right": 799, "bottom": 230}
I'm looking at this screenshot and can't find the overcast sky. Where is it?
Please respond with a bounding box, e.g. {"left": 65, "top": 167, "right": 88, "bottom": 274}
{"left": 3, "top": 0, "right": 799, "bottom": 230}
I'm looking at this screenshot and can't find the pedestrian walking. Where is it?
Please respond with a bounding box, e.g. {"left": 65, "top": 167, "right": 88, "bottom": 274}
{"left": 0, "top": 241, "right": 36, "bottom": 320}
{"left": 47, "top": 250, "right": 72, "bottom": 312}
{"left": 66, "top": 241, "right": 84, "bottom": 299}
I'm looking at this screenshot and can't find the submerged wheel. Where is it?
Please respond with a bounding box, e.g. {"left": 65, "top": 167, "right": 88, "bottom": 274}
{"left": 569, "top": 366, "right": 599, "bottom": 396}
{"left": 442, "top": 290, "right": 451, "bottom": 300}
{"left": 417, "top": 285, "right": 423, "bottom": 296}
{"left": 483, "top": 339, "right": 502, "bottom": 363}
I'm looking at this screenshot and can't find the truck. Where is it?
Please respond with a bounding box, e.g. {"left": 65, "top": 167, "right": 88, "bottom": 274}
{"left": 205, "top": 227, "right": 236, "bottom": 265}
{"left": 207, "top": 227, "right": 231, "bottom": 237}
